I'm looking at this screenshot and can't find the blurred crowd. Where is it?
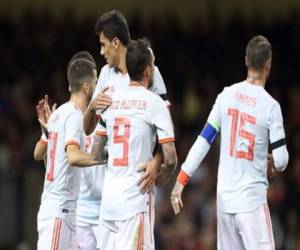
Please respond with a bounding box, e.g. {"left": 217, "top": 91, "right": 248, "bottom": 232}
{"left": 0, "top": 9, "right": 300, "bottom": 250}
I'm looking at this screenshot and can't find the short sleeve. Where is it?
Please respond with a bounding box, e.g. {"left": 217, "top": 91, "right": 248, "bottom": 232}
{"left": 268, "top": 102, "right": 285, "bottom": 144}
{"left": 207, "top": 91, "right": 223, "bottom": 132}
{"left": 150, "top": 96, "right": 175, "bottom": 144}
{"left": 149, "top": 66, "right": 170, "bottom": 106}
{"left": 64, "top": 113, "right": 83, "bottom": 149}
{"left": 91, "top": 66, "right": 109, "bottom": 118}
{"left": 92, "top": 66, "right": 107, "bottom": 100}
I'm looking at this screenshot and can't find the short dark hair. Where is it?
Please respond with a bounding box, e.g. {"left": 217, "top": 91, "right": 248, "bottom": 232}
{"left": 95, "top": 10, "right": 130, "bottom": 47}
{"left": 126, "top": 39, "right": 152, "bottom": 81}
{"left": 67, "top": 58, "right": 96, "bottom": 93}
{"left": 246, "top": 35, "right": 272, "bottom": 71}
{"left": 68, "top": 51, "right": 96, "bottom": 69}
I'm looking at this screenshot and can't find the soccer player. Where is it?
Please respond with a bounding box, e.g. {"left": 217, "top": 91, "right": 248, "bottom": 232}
{"left": 93, "top": 39, "right": 177, "bottom": 250}
{"left": 68, "top": 51, "right": 105, "bottom": 250}
{"left": 170, "top": 35, "right": 289, "bottom": 250}
{"left": 34, "top": 58, "right": 103, "bottom": 250}
{"left": 83, "top": 10, "right": 171, "bottom": 192}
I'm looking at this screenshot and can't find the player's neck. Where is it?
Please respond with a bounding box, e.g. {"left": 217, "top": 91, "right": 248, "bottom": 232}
{"left": 117, "top": 47, "right": 128, "bottom": 75}
{"left": 69, "top": 94, "right": 87, "bottom": 113}
{"left": 129, "top": 80, "right": 147, "bottom": 88}
{"left": 246, "top": 71, "right": 266, "bottom": 88}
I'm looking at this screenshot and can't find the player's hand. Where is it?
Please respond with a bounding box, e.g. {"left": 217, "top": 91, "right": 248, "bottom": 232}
{"left": 267, "top": 154, "right": 276, "bottom": 179}
{"left": 44, "top": 95, "right": 57, "bottom": 122}
{"left": 36, "top": 95, "right": 48, "bottom": 130}
{"left": 170, "top": 180, "right": 184, "bottom": 215}
{"left": 36, "top": 95, "right": 56, "bottom": 130}
{"left": 89, "top": 87, "right": 112, "bottom": 112}
{"left": 137, "top": 159, "right": 160, "bottom": 194}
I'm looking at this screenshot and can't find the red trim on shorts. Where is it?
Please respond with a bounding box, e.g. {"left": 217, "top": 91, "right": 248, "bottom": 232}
{"left": 51, "top": 219, "right": 57, "bottom": 249}
{"left": 149, "top": 194, "right": 153, "bottom": 244}
{"left": 51, "top": 218, "right": 62, "bottom": 250}
{"left": 141, "top": 214, "right": 144, "bottom": 250}
{"left": 137, "top": 214, "right": 144, "bottom": 250}
{"left": 263, "top": 204, "right": 275, "bottom": 250}
{"left": 177, "top": 170, "right": 190, "bottom": 186}
{"left": 137, "top": 217, "right": 141, "bottom": 250}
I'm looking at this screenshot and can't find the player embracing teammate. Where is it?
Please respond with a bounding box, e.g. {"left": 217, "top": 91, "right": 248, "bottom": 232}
{"left": 33, "top": 9, "right": 289, "bottom": 250}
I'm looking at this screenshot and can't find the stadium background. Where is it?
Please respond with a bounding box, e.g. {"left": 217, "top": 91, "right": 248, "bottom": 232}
{"left": 0, "top": 0, "right": 300, "bottom": 249}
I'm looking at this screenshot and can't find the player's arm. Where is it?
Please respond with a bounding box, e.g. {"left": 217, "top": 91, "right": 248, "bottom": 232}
{"left": 159, "top": 141, "right": 177, "bottom": 183}
{"left": 83, "top": 87, "right": 112, "bottom": 135}
{"left": 269, "top": 103, "right": 289, "bottom": 172}
{"left": 91, "top": 133, "right": 108, "bottom": 162}
{"left": 65, "top": 112, "right": 105, "bottom": 167}
{"left": 33, "top": 95, "right": 56, "bottom": 161}
{"left": 171, "top": 92, "right": 222, "bottom": 215}
{"left": 66, "top": 144, "right": 106, "bottom": 167}
{"left": 137, "top": 143, "right": 162, "bottom": 193}
{"left": 171, "top": 123, "right": 219, "bottom": 214}
{"left": 34, "top": 135, "right": 48, "bottom": 161}
{"left": 137, "top": 94, "right": 174, "bottom": 193}
{"left": 89, "top": 117, "right": 108, "bottom": 162}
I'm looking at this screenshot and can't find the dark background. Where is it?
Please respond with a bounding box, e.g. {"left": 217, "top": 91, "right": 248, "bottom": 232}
{"left": 0, "top": 1, "right": 299, "bottom": 249}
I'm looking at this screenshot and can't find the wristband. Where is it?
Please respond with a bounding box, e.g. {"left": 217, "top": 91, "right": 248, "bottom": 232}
{"left": 177, "top": 170, "right": 190, "bottom": 186}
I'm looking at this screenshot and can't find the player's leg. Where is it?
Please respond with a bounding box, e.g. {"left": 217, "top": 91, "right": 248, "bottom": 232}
{"left": 217, "top": 210, "right": 245, "bottom": 250}
{"left": 37, "top": 217, "right": 74, "bottom": 250}
{"left": 116, "top": 211, "right": 155, "bottom": 250}
{"left": 98, "top": 219, "right": 117, "bottom": 250}
{"left": 236, "top": 203, "right": 275, "bottom": 250}
{"left": 37, "top": 218, "right": 49, "bottom": 250}
{"left": 76, "top": 222, "right": 97, "bottom": 250}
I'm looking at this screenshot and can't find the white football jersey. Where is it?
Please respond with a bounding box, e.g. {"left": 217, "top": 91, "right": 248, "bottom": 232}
{"left": 207, "top": 80, "right": 286, "bottom": 213}
{"left": 76, "top": 134, "right": 105, "bottom": 225}
{"left": 92, "top": 65, "right": 169, "bottom": 117}
{"left": 38, "top": 102, "right": 84, "bottom": 230}
{"left": 96, "top": 86, "right": 174, "bottom": 220}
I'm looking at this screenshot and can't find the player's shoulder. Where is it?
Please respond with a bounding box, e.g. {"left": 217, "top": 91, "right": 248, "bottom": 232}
{"left": 234, "top": 80, "right": 279, "bottom": 107}
{"left": 59, "top": 102, "right": 83, "bottom": 118}
{"left": 48, "top": 102, "right": 77, "bottom": 124}
{"left": 98, "top": 64, "right": 116, "bottom": 82}
{"left": 214, "top": 82, "right": 248, "bottom": 104}
{"left": 146, "top": 88, "right": 166, "bottom": 106}
{"left": 150, "top": 66, "right": 166, "bottom": 95}
{"left": 225, "top": 81, "right": 244, "bottom": 92}
{"left": 260, "top": 87, "right": 278, "bottom": 105}
{"left": 99, "top": 64, "right": 118, "bottom": 76}
{"left": 99, "top": 64, "right": 110, "bottom": 74}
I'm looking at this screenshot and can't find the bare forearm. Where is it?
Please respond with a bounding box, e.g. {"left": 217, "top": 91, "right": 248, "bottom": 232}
{"left": 163, "top": 153, "right": 177, "bottom": 176}
{"left": 34, "top": 140, "right": 47, "bottom": 161}
{"left": 68, "top": 151, "right": 104, "bottom": 167}
{"left": 83, "top": 105, "right": 97, "bottom": 135}
{"left": 153, "top": 148, "right": 163, "bottom": 167}
{"left": 67, "top": 147, "right": 105, "bottom": 167}
{"left": 159, "top": 142, "right": 177, "bottom": 184}
{"left": 91, "top": 135, "right": 108, "bottom": 162}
